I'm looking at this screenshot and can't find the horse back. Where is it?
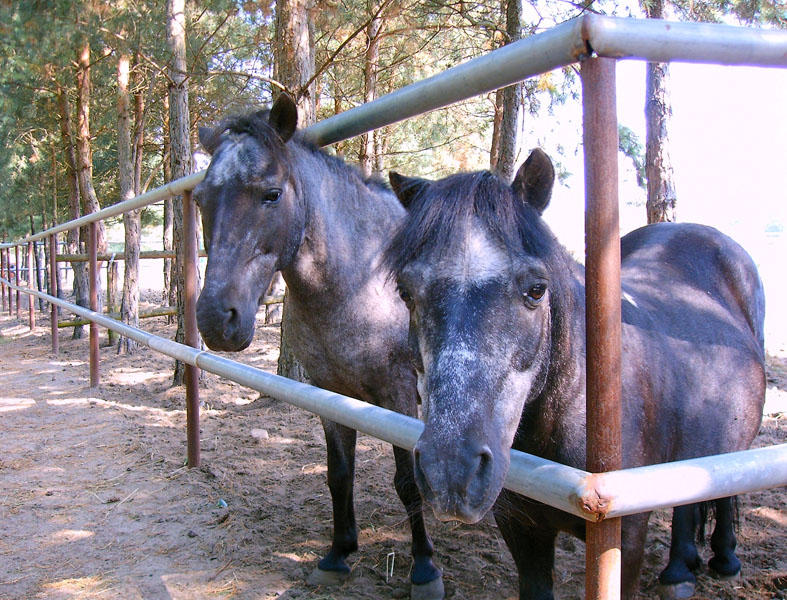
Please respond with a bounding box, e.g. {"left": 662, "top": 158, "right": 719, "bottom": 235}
{"left": 619, "top": 222, "right": 766, "bottom": 463}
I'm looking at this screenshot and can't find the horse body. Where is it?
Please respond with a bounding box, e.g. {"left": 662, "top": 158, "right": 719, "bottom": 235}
{"left": 194, "top": 96, "right": 443, "bottom": 599}
{"left": 384, "top": 150, "right": 765, "bottom": 599}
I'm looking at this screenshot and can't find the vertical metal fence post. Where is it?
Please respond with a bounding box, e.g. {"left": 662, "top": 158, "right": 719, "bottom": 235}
{"left": 27, "top": 242, "right": 35, "bottom": 330}
{"left": 49, "top": 234, "right": 58, "bottom": 354}
{"left": 183, "top": 189, "right": 201, "bottom": 467}
{"left": 1, "top": 247, "right": 6, "bottom": 313}
{"left": 88, "top": 221, "right": 100, "bottom": 388}
{"left": 14, "top": 244, "right": 21, "bottom": 319}
{"left": 581, "top": 56, "right": 623, "bottom": 600}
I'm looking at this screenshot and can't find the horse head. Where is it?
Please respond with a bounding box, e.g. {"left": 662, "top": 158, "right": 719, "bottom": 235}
{"left": 194, "top": 94, "right": 303, "bottom": 352}
{"left": 384, "top": 149, "right": 562, "bottom": 523}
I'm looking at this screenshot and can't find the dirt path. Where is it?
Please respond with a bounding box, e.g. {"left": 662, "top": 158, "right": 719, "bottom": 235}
{"left": 0, "top": 309, "right": 785, "bottom": 599}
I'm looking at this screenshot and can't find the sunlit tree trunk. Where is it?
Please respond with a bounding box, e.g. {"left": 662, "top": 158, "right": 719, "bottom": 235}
{"left": 118, "top": 53, "right": 140, "bottom": 354}
{"left": 492, "top": 0, "right": 522, "bottom": 182}
{"left": 167, "top": 0, "right": 194, "bottom": 385}
{"left": 644, "top": 0, "right": 677, "bottom": 223}
{"left": 360, "top": 3, "right": 383, "bottom": 178}
{"left": 56, "top": 83, "right": 88, "bottom": 339}
{"left": 274, "top": 0, "right": 315, "bottom": 383}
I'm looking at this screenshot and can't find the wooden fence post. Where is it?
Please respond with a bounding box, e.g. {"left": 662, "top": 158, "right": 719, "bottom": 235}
{"left": 27, "top": 242, "right": 35, "bottom": 330}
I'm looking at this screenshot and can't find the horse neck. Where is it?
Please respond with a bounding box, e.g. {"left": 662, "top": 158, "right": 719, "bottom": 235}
{"left": 281, "top": 143, "right": 403, "bottom": 302}
{"left": 520, "top": 256, "right": 587, "bottom": 458}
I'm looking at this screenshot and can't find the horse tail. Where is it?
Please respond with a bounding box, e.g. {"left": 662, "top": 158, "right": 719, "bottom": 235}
{"left": 696, "top": 497, "right": 740, "bottom": 544}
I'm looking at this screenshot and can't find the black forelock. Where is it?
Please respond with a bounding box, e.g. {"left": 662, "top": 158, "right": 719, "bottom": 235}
{"left": 206, "top": 110, "right": 287, "bottom": 156}
{"left": 382, "top": 170, "right": 563, "bottom": 280}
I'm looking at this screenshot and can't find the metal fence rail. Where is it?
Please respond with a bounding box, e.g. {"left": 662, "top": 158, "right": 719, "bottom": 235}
{"left": 4, "top": 276, "right": 786, "bottom": 522}
{"left": 2, "top": 13, "right": 786, "bottom": 600}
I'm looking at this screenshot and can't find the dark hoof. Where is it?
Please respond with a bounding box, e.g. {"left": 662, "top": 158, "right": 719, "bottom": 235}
{"left": 411, "top": 574, "right": 445, "bottom": 600}
{"left": 709, "top": 555, "right": 741, "bottom": 580}
{"left": 308, "top": 566, "right": 350, "bottom": 586}
{"left": 709, "top": 568, "right": 741, "bottom": 582}
{"left": 657, "top": 581, "right": 695, "bottom": 599}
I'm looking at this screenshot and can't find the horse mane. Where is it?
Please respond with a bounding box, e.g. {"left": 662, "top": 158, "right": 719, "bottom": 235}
{"left": 206, "top": 110, "right": 391, "bottom": 194}
{"left": 382, "top": 170, "right": 568, "bottom": 279}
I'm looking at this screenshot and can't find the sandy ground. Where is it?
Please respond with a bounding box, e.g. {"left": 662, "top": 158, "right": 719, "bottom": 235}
{"left": 0, "top": 299, "right": 785, "bottom": 600}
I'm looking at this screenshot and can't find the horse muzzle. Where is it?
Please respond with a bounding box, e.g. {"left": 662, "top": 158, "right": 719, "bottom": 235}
{"left": 196, "top": 287, "right": 256, "bottom": 352}
{"left": 413, "top": 437, "right": 500, "bottom": 524}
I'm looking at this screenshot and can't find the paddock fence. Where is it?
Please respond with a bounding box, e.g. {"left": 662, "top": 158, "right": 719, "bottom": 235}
{"left": 2, "top": 14, "right": 787, "bottom": 600}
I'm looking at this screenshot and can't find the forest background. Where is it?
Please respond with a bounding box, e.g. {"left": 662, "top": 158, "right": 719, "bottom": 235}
{"left": 0, "top": 0, "right": 785, "bottom": 362}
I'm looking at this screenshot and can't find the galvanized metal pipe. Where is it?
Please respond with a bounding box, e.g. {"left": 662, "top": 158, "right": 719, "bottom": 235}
{"left": 584, "top": 14, "right": 787, "bottom": 66}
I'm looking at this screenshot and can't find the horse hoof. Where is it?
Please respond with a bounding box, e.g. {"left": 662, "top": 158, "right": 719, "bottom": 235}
{"left": 657, "top": 581, "right": 695, "bottom": 599}
{"left": 710, "top": 568, "right": 741, "bottom": 582}
{"left": 307, "top": 566, "right": 350, "bottom": 586}
{"left": 411, "top": 575, "right": 445, "bottom": 600}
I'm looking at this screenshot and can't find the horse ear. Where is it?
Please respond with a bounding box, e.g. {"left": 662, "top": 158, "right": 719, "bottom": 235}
{"left": 269, "top": 93, "right": 298, "bottom": 143}
{"left": 199, "top": 126, "right": 219, "bottom": 155}
{"left": 389, "top": 172, "right": 430, "bottom": 209}
{"left": 512, "top": 148, "right": 555, "bottom": 214}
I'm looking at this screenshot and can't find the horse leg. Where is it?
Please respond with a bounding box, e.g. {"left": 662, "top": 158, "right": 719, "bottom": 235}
{"left": 707, "top": 496, "right": 741, "bottom": 579}
{"left": 494, "top": 492, "right": 558, "bottom": 600}
{"left": 657, "top": 504, "right": 702, "bottom": 599}
{"left": 308, "top": 419, "right": 358, "bottom": 585}
{"left": 392, "top": 445, "right": 444, "bottom": 600}
{"left": 620, "top": 512, "right": 650, "bottom": 600}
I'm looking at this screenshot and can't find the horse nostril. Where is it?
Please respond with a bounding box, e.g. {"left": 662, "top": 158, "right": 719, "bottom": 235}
{"left": 473, "top": 445, "right": 494, "bottom": 487}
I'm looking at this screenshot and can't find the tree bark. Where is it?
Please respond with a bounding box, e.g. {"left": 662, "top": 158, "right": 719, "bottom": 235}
{"left": 274, "top": 0, "right": 316, "bottom": 123}
{"left": 492, "top": 0, "right": 522, "bottom": 182}
{"left": 56, "top": 83, "right": 88, "bottom": 339}
{"left": 360, "top": 4, "right": 383, "bottom": 178}
{"left": 162, "top": 92, "right": 175, "bottom": 318}
{"left": 644, "top": 0, "right": 677, "bottom": 224}
{"left": 118, "top": 53, "right": 140, "bottom": 353}
{"left": 168, "top": 0, "right": 195, "bottom": 385}
{"left": 274, "top": 0, "right": 315, "bottom": 383}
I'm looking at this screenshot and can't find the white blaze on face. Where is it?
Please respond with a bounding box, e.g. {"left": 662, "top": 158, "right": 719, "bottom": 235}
{"left": 206, "top": 137, "right": 256, "bottom": 186}
{"left": 433, "top": 223, "right": 509, "bottom": 286}
{"left": 420, "top": 222, "right": 543, "bottom": 452}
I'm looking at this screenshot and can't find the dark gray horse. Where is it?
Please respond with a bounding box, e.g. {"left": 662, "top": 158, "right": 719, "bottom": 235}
{"left": 193, "top": 95, "right": 443, "bottom": 600}
{"left": 383, "top": 149, "right": 766, "bottom": 600}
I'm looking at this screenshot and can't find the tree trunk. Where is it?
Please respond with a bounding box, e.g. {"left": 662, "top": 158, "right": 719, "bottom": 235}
{"left": 274, "top": 0, "right": 315, "bottom": 382}
{"left": 162, "top": 93, "right": 175, "bottom": 319}
{"left": 644, "top": 0, "right": 677, "bottom": 224}
{"left": 274, "top": 0, "right": 316, "bottom": 123}
{"left": 56, "top": 84, "right": 88, "bottom": 338}
{"left": 118, "top": 53, "right": 140, "bottom": 353}
{"left": 168, "top": 0, "right": 195, "bottom": 385}
{"left": 490, "top": 89, "right": 504, "bottom": 171}
{"left": 492, "top": 0, "right": 522, "bottom": 182}
{"left": 360, "top": 4, "right": 382, "bottom": 178}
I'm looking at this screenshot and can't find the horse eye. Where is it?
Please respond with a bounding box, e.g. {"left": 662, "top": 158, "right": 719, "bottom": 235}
{"left": 397, "top": 286, "right": 413, "bottom": 305}
{"left": 261, "top": 188, "right": 282, "bottom": 204}
{"left": 526, "top": 283, "right": 547, "bottom": 303}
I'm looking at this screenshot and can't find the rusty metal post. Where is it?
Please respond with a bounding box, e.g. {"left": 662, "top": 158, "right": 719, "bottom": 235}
{"left": 27, "top": 242, "right": 35, "bottom": 330}
{"left": 88, "top": 221, "right": 100, "bottom": 388}
{"left": 183, "top": 189, "right": 201, "bottom": 467}
{"left": 14, "top": 244, "right": 21, "bottom": 319}
{"left": 7, "top": 248, "right": 12, "bottom": 315}
{"left": 1, "top": 247, "right": 6, "bottom": 313}
{"left": 49, "top": 235, "right": 58, "bottom": 354}
{"left": 581, "top": 56, "right": 622, "bottom": 600}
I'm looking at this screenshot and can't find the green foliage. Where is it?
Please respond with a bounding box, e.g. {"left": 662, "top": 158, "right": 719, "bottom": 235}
{"left": 0, "top": 0, "right": 777, "bottom": 240}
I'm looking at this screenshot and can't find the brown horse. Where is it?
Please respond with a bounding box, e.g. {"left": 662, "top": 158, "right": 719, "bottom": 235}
{"left": 193, "top": 95, "right": 443, "bottom": 600}
{"left": 383, "top": 149, "right": 766, "bottom": 599}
